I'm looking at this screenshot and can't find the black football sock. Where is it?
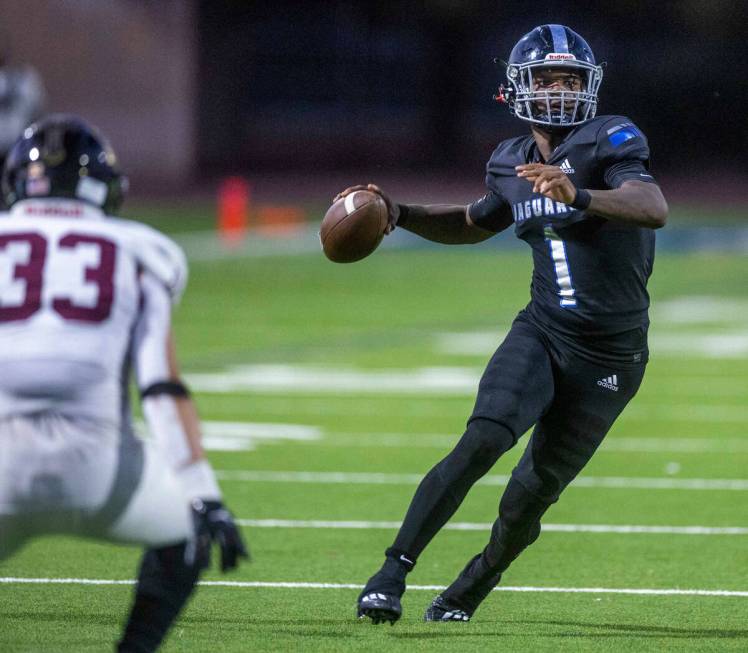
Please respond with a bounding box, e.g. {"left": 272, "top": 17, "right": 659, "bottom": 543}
{"left": 358, "top": 553, "right": 413, "bottom": 600}
{"left": 390, "top": 418, "right": 515, "bottom": 560}
{"left": 117, "top": 542, "right": 201, "bottom": 653}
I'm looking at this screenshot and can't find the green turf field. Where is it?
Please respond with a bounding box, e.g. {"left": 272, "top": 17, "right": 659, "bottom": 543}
{"left": 1, "top": 228, "right": 747, "bottom": 651}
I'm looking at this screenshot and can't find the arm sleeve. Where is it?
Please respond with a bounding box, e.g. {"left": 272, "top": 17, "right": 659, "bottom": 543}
{"left": 132, "top": 271, "right": 221, "bottom": 500}
{"left": 132, "top": 271, "right": 190, "bottom": 467}
{"left": 133, "top": 271, "right": 172, "bottom": 391}
{"left": 468, "top": 190, "right": 512, "bottom": 232}
{"left": 598, "top": 119, "right": 659, "bottom": 189}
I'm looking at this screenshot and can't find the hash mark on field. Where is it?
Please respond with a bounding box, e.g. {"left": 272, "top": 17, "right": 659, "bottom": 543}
{"left": 215, "top": 470, "right": 748, "bottom": 491}
{"left": 1, "top": 577, "right": 747, "bottom": 598}
{"left": 235, "top": 519, "right": 748, "bottom": 536}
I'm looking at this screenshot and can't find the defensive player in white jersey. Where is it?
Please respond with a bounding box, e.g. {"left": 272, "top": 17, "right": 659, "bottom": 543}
{"left": 0, "top": 115, "right": 248, "bottom": 652}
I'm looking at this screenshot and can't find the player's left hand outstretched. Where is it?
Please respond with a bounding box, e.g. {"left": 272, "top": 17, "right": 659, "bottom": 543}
{"left": 516, "top": 163, "right": 578, "bottom": 205}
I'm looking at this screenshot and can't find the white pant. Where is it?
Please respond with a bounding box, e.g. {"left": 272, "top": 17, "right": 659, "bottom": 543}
{"left": 0, "top": 413, "right": 193, "bottom": 560}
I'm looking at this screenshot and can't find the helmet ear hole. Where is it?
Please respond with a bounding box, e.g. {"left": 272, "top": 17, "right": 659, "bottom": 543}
{"left": 2, "top": 113, "right": 126, "bottom": 212}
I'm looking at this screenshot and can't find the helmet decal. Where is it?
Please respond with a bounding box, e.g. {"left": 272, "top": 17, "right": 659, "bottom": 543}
{"left": 547, "top": 24, "right": 569, "bottom": 53}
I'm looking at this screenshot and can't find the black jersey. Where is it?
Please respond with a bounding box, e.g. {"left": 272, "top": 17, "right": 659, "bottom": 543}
{"left": 469, "top": 115, "right": 659, "bottom": 362}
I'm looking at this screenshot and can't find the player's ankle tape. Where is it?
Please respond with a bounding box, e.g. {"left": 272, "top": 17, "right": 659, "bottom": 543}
{"left": 570, "top": 188, "right": 591, "bottom": 210}
{"left": 385, "top": 547, "right": 416, "bottom": 572}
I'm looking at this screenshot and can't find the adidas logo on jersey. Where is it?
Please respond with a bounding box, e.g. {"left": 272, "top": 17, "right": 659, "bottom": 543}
{"left": 560, "top": 159, "right": 575, "bottom": 174}
{"left": 597, "top": 374, "right": 619, "bottom": 391}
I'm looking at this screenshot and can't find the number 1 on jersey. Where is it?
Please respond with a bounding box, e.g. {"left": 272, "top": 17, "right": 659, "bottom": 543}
{"left": 544, "top": 225, "right": 577, "bottom": 308}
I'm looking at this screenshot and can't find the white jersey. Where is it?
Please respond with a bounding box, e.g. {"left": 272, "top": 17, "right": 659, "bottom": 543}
{"left": 0, "top": 199, "right": 187, "bottom": 424}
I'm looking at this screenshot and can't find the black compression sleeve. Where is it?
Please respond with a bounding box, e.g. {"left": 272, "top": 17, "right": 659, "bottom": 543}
{"left": 396, "top": 204, "right": 428, "bottom": 227}
{"left": 468, "top": 190, "right": 511, "bottom": 232}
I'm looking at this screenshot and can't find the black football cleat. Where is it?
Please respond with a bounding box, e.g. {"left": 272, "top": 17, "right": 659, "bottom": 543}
{"left": 357, "top": 592, "right": 402, "bottom": 624}
{"left": 356, "top": 554, "right": 410, "bottom": 624}
{"left": 423, "top": 595, "right": 471, "bottom": 622}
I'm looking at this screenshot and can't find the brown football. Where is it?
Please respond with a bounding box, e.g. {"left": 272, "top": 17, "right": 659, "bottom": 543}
{"left": 320, "top": 190, "right": 388, "bottom": 263}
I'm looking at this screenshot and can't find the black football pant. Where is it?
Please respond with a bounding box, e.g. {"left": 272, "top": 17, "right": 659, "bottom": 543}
{"left": 386, "top": 313, "right": 646, "bottom": 581}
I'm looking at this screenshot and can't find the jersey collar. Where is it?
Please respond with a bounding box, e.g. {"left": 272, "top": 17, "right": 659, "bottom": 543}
{"left": 9, "top": 199, "right": 107, "bottom": 220}
{"left": 523, "top": 120, "right": 598, "bottom": 163}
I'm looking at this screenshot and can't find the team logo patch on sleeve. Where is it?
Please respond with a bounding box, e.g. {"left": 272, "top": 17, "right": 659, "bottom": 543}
{"left": 607, "top": 123, "right": 641, "bottom": 148}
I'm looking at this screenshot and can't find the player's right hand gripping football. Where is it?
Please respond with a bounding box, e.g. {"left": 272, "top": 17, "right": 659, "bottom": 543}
{"left": 334, "top": 183, "right": 400, "bottom": 234}
{"left": 195, "top": 499, "right": 250, "bottom": 572}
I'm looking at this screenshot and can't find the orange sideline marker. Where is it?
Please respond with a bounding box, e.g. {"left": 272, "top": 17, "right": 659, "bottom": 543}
{"left": 218, "top": 177, "right": 250, "bottom": 245}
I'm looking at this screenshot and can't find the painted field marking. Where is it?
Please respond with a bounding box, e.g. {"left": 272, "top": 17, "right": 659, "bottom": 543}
{"left": 236, "top": 518, "right": 748, "bottom": 536}
{"left": 198, "top": 421, "right": 320, "bottom": 451}
{"left": 319, "top": 433, "right": 748, "bottom": 454}
{"left": 175, "top": 227, "right": 323, "bottom": 262}
{"left": 435, "top": 330, "right": 748, "bottom": 359}
{"left": 133, "top": 420, "right": 322, "bottom": 452}
{"left": 626, "top": 404, "right": 748, "bottom": 423}
{"left": 1, "top": 577, "right": 746, "bottom": 598}
{"left": 652, "top": 296, "right": 748, "bottom": 324}
{"left": 188, "top": 364, "right": 748, "bottom": 397}
{"left": 215, "top": 470, "right": 748, "bottom": 491}
{"left": 186, "top": 365, "right": 482, "bottom": 395}
{"left": 141, "top": 420, "right": 748, "bottom": 454}
{"left": 139, "top": 419, "right": 748, "bottom": 455}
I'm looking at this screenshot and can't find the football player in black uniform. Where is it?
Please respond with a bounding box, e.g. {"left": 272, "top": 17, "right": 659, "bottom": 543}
{"left": 340, "top": 24, "right": 668, "bottom": 624}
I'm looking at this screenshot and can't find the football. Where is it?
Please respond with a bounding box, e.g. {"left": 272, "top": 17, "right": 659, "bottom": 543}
{"left": 320, "top": 190, "right": 388, "bottom": 263}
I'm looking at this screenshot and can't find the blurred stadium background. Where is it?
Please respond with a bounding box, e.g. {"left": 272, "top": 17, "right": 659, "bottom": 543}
{"left": 4, "top": 1, "right": 748, "bottom": 205}
{"left": 1, "top": 2, "right": 747, "bottom": 651}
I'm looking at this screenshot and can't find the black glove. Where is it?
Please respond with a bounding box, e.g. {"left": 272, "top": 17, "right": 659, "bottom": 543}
{"left": 193, "top": 499, "right": 250, "bottom": 572}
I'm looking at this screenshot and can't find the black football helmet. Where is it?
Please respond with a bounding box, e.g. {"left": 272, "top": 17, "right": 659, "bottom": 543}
{"left": 496, "top": 25, "right": 603, "bottom": 129}
{"left": 2, "top": 114, "right": 127, "bottom": 213}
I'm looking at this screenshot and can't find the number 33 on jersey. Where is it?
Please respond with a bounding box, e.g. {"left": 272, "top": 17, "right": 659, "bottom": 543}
{"left": 0, "top": 199, "right": 186, "bottom": 421}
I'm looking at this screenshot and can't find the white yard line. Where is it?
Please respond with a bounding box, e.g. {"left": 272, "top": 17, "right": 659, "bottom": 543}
{"left": 235, "top": 518, "right": 748, "bottom": 536}
{"left": 215, "top": 469, "right": 748, "bottom": 491}
{"left": 1, "top": 577, "right": 746, "bottom": 597}
{"left": 436, "top": 330, "right": 748, "bottom": 359}
{"left": 320, "top": 433, "right": 748, "bottom": 454}
{"left": 138, "top": 418, "right": 748, "bottom": 454}
{"left": 626, "top": 404, "right": 748, "bottom": 423}
{"left": 175, "top": 227, "right": 322, "bottom": 262}
{"left": 146, "top": 420, "right": 748, "bottom": 455}
{"left": 186, "top": 365, "right": 482, "bottom": 395}
{"left": 135, "top": 420, "right": 322, "bottom": 452}
{"left": 187, "top": 364, "right": 748, "bottom": 398}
